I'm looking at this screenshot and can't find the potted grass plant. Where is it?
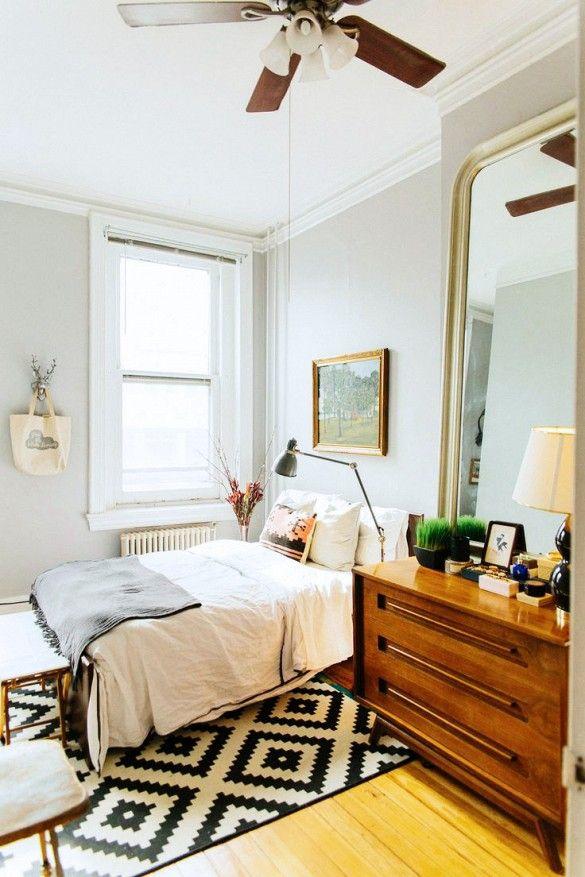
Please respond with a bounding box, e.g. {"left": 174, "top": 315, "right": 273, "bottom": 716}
{"left": 451, "top": 516, "right": 487, "bottom": 561}
{"left": 414, "top": 518, "right": 452, "bottom": 571}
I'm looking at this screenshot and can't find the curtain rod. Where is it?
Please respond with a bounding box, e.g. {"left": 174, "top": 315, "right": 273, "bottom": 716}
{"left": 106, "top": 233, "right": 239, "bottom": 265}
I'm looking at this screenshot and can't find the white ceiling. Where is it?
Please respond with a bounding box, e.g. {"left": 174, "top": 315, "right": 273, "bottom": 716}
{"left": 468, "top": 136, "right": 576, "bottom": 310}
{"left": 0, "top": 0, "right": 572, "bottom": 232}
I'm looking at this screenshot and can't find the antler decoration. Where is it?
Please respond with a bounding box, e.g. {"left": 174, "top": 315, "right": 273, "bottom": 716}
{"left": 31, "top": 356, "right": 57, "bottom": 400}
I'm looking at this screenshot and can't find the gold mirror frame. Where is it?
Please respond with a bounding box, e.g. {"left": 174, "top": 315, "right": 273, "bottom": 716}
{"left": 438, "top": 99, "right": 577, "bottom": 521}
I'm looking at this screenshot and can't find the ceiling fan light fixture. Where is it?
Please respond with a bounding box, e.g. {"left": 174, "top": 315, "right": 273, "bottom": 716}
{"left": 300, "top": 47, "right": 328, "bottom": 82}
{"left": 323, "top": 23, "right": 358, "bottom": 70}
{"left": 260, "top": 28, "right": 291, "bottom": 76}
{"left": 285, "top": 10, "right": 323, "bottom": 55}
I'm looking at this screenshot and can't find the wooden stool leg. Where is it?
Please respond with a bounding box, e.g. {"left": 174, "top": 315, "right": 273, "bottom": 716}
{"left": 1, "top": 682, "right": 10, "bottom": 745}
{"left": 49, "top": 828, "right": 64, "bottom": 877}
{"left": 56, "top": 672, "right": 67, "bottom": 746}
{"left": 62, "top": 671, "right": 71, "bottom": 705}
{"left": 39, "top": 831, "right": 51, "bottom": 875}
{"left": 534, "top": 818, "right": 563, "bottom": 874}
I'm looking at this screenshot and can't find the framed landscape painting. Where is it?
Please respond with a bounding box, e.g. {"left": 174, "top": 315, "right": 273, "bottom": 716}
{"left": 313, "top": 349, "right": 389, "bottom": 455}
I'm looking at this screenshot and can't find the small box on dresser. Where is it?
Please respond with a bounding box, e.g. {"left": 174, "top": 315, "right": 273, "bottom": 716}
{"left": 352, "top": 557, "right": 569, "bottom": 874}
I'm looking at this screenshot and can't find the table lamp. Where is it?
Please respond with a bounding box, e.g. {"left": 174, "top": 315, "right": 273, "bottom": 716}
{"left": 272, "top": 438, "right": 386, "bottom": 561}
{"left": 513, "top": 427, "right": 575, "bottom": 622}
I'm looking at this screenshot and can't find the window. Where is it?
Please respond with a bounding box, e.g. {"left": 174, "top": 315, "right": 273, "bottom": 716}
{"left": 118, "top": 246, "right": 219, "bottom": 502}
{"left": 88, "top": 214, "right": 254, "bottom": 531}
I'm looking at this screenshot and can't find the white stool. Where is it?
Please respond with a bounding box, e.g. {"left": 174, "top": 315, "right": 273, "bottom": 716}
{"left": 0, "top": 612, "right": 70, "bottom": 745}
{"left": 0, "top": 739, "right": 87, "bottom": 875}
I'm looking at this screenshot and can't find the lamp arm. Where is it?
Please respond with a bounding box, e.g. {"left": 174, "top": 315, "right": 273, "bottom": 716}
{"left": 350, "top": 465, "right": 384, "bottom": 540}
{"left": 296, "top": 447, "right": 385, "bottom": 560}
{"left": 296, "top": 448, "right": 354, "bottom": 468}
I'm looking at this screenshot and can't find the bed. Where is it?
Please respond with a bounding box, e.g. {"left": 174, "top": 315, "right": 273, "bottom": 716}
{"left": 63, "top": 506, "right": 420, "bottom": 771}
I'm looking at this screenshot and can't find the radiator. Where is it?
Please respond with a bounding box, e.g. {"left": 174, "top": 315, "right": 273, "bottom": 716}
{"left": 120, "top": 524, "right": 216, "bottom": 557}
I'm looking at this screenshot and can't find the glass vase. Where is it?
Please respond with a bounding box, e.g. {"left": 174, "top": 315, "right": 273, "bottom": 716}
{"left": 239, "top": 524, "right": 249, "bottom": 542}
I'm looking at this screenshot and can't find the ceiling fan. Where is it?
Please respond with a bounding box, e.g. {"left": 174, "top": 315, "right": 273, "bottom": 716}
{"left": 505, "top": 132, "right": 576, "bottom": 217}
{"left": 117, "top": 0, "right": 446, "bottom": 113}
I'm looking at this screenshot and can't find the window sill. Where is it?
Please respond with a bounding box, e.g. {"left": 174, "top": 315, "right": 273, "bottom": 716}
{"left": 86, "top": 501, "right": 234, "bottom": 532}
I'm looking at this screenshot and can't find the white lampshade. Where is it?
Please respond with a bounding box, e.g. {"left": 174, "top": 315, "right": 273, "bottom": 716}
{"left": 300, "top": 47, "right": 328, "bottom": 82}
{"left": 513, "top": 427, "right": 575, "bottom": 514}
{"left": 260, "top": 29, "right": 291, "bottom": 76}
{"left": 286, "top": 10, "right": 322, "bottom": 55}
{"left": 322, "top": 24, "right": 358, "bottom": 70}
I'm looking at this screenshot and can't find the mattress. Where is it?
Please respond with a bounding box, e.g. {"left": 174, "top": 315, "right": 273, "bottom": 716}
{"left": 86, "top": 540, "right": 353, "bottom": 769}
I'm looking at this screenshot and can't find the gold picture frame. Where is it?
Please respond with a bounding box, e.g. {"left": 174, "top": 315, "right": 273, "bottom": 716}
{"left": 312, "top": 349, "right": 389, "bottom": 456}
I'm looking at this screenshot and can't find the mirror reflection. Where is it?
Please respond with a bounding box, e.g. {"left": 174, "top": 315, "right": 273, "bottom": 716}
{"left": 459, "top": 130, "right": 577, "bottom": 553}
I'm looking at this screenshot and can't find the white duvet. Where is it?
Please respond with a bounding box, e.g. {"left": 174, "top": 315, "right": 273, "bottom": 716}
{"left": 86, "top": 540, "right": 353, "bottom": 770}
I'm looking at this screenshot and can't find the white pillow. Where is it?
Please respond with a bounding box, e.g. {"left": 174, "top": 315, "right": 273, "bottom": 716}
{"left": 308, "top": 497, "right": 362, "bottom": 571}
{"left": 355, "top": 506, "right": 410, "bottom": 566}
{"left": 274, "top": 489, "right": 347, "bottom": 514}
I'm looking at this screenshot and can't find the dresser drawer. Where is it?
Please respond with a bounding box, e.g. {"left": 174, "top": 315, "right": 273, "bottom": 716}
{"left": 363, "top": 580, "right": 562, "bottom": 704}
{"left": 364, "top": 669, "right": 563, "bottom": 821}
{"left": 364, "top": 635, "right": 561, "bottom": 747}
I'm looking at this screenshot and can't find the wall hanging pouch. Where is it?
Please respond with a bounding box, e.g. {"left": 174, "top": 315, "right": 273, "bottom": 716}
{"left": 10, "top": 389, "right": 70, "bottom": 475}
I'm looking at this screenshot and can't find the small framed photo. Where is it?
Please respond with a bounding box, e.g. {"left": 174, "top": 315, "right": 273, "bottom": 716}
{"left": 482, "top": 521, "right": 527, "bottom": 570}
{"left": 469, "top": 458, "right": 480, "bottom": 484}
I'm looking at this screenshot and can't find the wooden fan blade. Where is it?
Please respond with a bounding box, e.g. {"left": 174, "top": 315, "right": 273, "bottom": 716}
{"left": 118, "top": 2, "right": 271, "bottom": 27}
{"left": 505, "top": 185, "right": 575, "bottom": 217}
{"left": 338, "top": 15, "right": 445, "bottom": 87}
{"left": 540, "top": 132, "right": 576, "bottom": 168}
{"left": 246, "top": 54, "right": 301, "bottom": 113}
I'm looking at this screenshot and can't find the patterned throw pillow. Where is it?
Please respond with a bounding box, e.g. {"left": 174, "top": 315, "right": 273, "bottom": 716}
{"left": 259, "top": 504, "right": 317, "bottom": 563}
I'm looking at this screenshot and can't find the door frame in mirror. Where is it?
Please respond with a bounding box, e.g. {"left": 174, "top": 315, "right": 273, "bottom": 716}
{"left": 438, "top": 99, "right": 577, "bottom": 521}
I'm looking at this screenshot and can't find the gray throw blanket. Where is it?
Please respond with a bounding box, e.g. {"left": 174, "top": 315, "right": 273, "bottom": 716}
{"left": 31, "top": 556, "right": 201, "bottom": 677}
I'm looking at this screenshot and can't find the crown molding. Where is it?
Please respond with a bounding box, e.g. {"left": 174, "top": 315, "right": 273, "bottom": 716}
{"left": 0, "top": 2, "right": 577, "bottom": 252}
{"left": 429, "top": 0, "right": 578, "bottom": 117}
{"left": 262, "top": 137, "right": 441, "bottom": 249}
{"left": 496, "top": 247, "right": 575, "bottom": 288}
{"left": 0, "top": 172, "right": 267, "bottom": 251}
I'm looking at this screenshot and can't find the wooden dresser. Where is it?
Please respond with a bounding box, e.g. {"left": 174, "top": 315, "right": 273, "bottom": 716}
{"left": 352, "top": 558, "right": 569, "bottom": 873}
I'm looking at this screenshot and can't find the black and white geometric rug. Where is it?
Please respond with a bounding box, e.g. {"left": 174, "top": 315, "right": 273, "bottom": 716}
{"left": 0, "top": 678, "right": 412, "bottom": 876}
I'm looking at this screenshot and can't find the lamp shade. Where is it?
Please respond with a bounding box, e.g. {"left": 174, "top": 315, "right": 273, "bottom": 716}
{"left": 260, "top": 28, "right": 291, "bottom": 76}
{"left": 513, "top": 427, "right": 575, "bottom": 514}
{"left": 272, "top": 438, "right": 298, "bottom": 477}
{"left": 322, "top": 24, "right": 358, "bottom": 70}
{"left": 285, "top": 10, "right": 322, "bottom": 55}
{"left": 300, "top": 47, "right": 328, "bottom": 82}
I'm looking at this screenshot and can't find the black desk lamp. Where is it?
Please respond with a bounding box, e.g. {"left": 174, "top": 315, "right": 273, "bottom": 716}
{"left": 272, "top": 438, "right": 386, "bottom": 562}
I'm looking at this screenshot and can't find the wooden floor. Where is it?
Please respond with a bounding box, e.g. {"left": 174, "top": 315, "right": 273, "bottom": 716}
{"left": 156, "top": 760, "right": 562, "bottom": 877}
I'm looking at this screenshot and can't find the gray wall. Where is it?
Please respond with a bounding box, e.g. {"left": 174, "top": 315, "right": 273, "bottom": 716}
{"left": 476, "top": 272, "right": 576, "bottom": 552}
{"left": 283, "top": 164, "right": 442, "bottom": 517}
{"left": 0, "top": 202, "right": 266, "bottom": 599}
{"left": 0, "top": 204, "right": 117, "bottom": 600}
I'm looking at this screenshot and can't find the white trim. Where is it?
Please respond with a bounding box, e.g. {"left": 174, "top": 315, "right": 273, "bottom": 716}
{"left": 0, "top": 4, "right": 576, "bottom": 259}
{"left": 468, "top": 307, "right": 494, "bottom": 325}
{"left": 266, "top": 139, "right": 441, "bottom": 247}
{"left": 87, "top": 502, "right": 234, "bottom": 532}
{"left": 264, "top": 226, "right": 289, "bottom": 511}
{"left": 88, "top": 212, "right": 255, "bottom": 529}
{"left": 496, "top": 249, "right": 576, "bottom": 288}
{"left": 429, "top": 0, "right": 578, "bottom": 117}
{"left": 0, "top": 171, "right": 266, "bottom": 248}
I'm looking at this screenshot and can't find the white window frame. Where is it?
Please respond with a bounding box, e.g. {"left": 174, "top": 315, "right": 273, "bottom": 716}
{"left": 87, "top": 212, "right": 254, "bottom": 532}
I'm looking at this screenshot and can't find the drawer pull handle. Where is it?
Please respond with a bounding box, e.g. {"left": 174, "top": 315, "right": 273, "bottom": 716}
{"left": 378, "top": 678, "right": 519, "bottom": 765}
{"left": 377, "top": 636, "right": 525, "bottom": 719}
{"left": 377, "top": 596, "right": 524, "bottom": 664}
